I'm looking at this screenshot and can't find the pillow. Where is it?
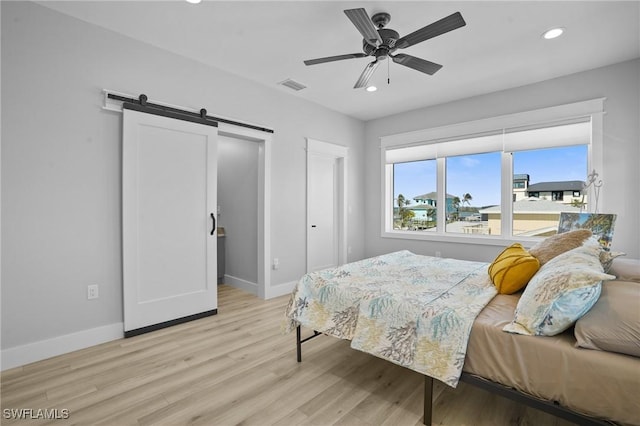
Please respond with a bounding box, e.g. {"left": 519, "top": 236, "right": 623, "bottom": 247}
{"left": 528, "top": 229, "right": 593, "bottom": 266}
{"left": 606, "top": 257, "right": 639, "bottom": 282}
{"left": 503, "top": 237, "right": 616, "bottom": 336}
{"left": 599, "top": 250, "right": 626, "bottom": 273}
{"left": 574, "top": 280, "right": 640, "bottom": 357}
{"left": 488, "top": 243, "right": 540, "bottom": 294}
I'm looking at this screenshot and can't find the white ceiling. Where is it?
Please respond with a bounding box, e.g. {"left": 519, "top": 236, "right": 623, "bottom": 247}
{"left": 38, "top": 1, "right": 640, "bottom": 121}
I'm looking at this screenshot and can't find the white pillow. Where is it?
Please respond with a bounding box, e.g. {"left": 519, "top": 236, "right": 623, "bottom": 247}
{"left": 503, "top": 237, "right": 616, "bottom": 336}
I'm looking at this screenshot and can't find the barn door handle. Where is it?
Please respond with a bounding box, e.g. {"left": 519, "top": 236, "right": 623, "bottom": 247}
{"left": 210, "top": 213, "right": 216, "bottom": 235}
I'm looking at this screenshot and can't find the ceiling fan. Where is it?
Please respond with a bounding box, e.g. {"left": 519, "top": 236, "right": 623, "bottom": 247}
{"left": 304, "top": 8, "right": 466, "bottom": 89}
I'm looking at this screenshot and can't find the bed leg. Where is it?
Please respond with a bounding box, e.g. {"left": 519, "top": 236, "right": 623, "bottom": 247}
{"left": 296, "top": 325, "right": 302, "bottom": 362}
{"left": 423, "top": 376, "right": 433, "bottom": 426}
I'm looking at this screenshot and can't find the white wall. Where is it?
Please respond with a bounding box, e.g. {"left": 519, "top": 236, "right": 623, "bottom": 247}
{"left": 217, "top": 135, "right": 259, "bottom": 290}
{"left": 364, "top": 59, "right": 640, "bottom": 261}
{"left": 0, "top": 1, "right": 365, "bottom": 364}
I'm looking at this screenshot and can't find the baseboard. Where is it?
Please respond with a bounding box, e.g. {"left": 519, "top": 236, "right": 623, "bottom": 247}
{"left": 223, "top": 274, "right": 258, "bottom": 295}
{"left": 1, "top": 322, "right": 124, "bottom": 371}
{"left": 223, "top": 275, "right": 296, "bottom": 300}
{"left": 265, "top": 280, "right": 297, "bottom": 299}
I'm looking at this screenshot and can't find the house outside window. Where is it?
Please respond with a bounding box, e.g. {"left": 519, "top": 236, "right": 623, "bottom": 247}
{"left": 393, "top": 160, "right": 436, "bottom": 231}
{"left": 381, "top": 99, "right": 604, "bottom": 243}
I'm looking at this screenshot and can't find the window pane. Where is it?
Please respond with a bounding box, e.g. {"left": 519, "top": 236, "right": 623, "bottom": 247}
{"left": 393, "top": 160, "right": 437, "bottom": 231}
{"left": 446, "top": 152, "right": 501, "bottom": 235}
{"left": 512, "top": 145, "right": 588, "bottom": 237}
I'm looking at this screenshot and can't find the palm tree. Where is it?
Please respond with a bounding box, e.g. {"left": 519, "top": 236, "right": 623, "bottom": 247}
{"left": 452, "top": 193, "right": 473, "bottom": 222}
{"left": 451, "top": 196, "right": 461, "bottom": 221}
{"left": 395, "top": 194, "right": 414, "bottom": 228}
{"left": 397, "top": 194, "right": 406, "bottom": 209}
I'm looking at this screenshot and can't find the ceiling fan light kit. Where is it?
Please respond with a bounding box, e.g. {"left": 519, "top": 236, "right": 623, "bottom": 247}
{"left": 304, "top": 8, "right": 466, "bottom": 89}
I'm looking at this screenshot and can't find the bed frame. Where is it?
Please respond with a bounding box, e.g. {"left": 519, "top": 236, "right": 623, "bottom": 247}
{"left": 295, "top": 325, "right": 611, "bottom": 426}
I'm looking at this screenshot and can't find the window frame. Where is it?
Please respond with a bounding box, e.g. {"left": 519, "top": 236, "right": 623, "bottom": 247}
{"left": 380, "top": 98, "right": 605, "bottom": 246}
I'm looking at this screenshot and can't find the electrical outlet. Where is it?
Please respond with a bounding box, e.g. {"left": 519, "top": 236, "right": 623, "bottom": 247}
{"left": 272, "top": 258, "right": 279, "bottom": 270}
{"left": 88, "top": 284, "right": 99, "bottom": 300}
{"left": 435, "top": 251, "right": 442, "bottom": 258}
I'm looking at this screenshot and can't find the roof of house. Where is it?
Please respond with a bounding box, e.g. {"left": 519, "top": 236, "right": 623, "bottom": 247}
{"left": 407, "top": 204, "right": 435, "bottom": 211}
{"left": 479, "top": 197, "right": 581, "bottom": 214}
{"left": 413, "top": 192, "right": 457, "bottom": 200}
{"left": 526, "top": 180, "right": 585, "bottom": 192}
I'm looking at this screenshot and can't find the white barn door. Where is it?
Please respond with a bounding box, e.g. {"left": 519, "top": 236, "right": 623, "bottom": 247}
{"left": 122, "top": 106, "right": 218, "bottom": 335}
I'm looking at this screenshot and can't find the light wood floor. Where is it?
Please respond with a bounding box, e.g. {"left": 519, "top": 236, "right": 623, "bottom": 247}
{"left": 1, "top": 285, "right": 574, "bottom": 426}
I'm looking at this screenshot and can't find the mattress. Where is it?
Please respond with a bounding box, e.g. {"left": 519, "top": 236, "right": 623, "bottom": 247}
{"left": 464, "top": 293, "right": 640, "bottom": 425}
{"left": 284, "top": 250, "right": 497, "bottom": 387}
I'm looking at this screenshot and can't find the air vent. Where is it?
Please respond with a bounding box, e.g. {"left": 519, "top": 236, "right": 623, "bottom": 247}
{"left": 278, "top": 78, "right": 307, "bottom": 91}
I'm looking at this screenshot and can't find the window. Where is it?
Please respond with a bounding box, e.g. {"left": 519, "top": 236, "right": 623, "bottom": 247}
{"left": 446, "top": 152, "right": 500, "bottom": 235}
{"left": 381, "top": 99, "right": 604, "bottom": 243}
{"left": 393, "top": 159, "right": 436, "bottom": 231}
{"left": 513, "top": 145, "right": 588, "bottom": 236}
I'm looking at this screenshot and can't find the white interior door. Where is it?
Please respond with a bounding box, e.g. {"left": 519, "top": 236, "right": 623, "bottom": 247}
{"left": 307, "top": 152, "right": 338, "bottom": 272}
{"left": 123, "top": 107, "right": 218, "bottom": 334}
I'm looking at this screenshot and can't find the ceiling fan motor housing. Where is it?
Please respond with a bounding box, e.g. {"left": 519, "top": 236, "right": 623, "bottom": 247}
{"left": 362, "top": 27, "right": 399, "bottom": 60}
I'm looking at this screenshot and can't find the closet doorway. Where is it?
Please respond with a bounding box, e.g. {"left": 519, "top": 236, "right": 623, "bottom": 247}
{"left": 218, "top": 123, "right": 271, "bottom": 299}
{"left": 217, "top": 134, "right": 259, "bottom": 295}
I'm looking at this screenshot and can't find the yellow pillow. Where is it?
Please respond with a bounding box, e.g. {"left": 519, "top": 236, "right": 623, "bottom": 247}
{"left": 488, "top": 243, "right": 540, "bottom": 294}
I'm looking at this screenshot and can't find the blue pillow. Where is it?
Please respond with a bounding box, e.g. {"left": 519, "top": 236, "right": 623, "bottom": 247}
{"left": 504, "top": 238, "right": 615, "bottom": 336}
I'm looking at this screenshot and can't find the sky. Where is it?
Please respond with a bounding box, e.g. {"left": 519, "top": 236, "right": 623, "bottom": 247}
{"left": 394, "top": 145, "right": 588, "bottom": 207}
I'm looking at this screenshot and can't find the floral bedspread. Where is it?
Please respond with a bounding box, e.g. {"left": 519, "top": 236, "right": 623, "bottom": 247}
{"left": 283, "top": 250, "right": 497, "bottom": 387}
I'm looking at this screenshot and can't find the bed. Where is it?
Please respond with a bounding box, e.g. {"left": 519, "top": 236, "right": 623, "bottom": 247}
{"left": 284, "top": 244, "right": 640, "bottom": 426}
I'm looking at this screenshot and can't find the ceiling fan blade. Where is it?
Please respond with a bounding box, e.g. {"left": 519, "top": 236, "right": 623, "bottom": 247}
{"left": 304, "top": 53, "right": 367, "bottom": 66}
{"left": 395, "top": 12, "right": 466, "bottom": 49}
{"left": 344, "top": 8, "right": 382, "bottom": 46}
{"left": 354, "top": 61, "right": 379, "bottom": 89}
{"left": 392, "top": 54, "right": 443, "bottom": 75}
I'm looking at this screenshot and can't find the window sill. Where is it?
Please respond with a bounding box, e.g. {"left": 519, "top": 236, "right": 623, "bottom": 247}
{"left": 381, "top": 230, "right": 542, "bottom": 248}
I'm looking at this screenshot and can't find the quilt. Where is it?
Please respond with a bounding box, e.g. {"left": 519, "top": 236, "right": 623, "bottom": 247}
{"left": 283, "top": 250, "right": 497, "bottom": 387}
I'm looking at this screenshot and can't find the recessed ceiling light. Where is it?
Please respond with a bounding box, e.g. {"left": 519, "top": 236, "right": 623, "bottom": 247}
{"left": 366, "top": 86, "right": 377, "bottom": 92}
{"left": 186, "top": 0, "right": 202, "bottom": 4}
{"left": 542, "top": 27, "right": 564, "bottom": 40}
